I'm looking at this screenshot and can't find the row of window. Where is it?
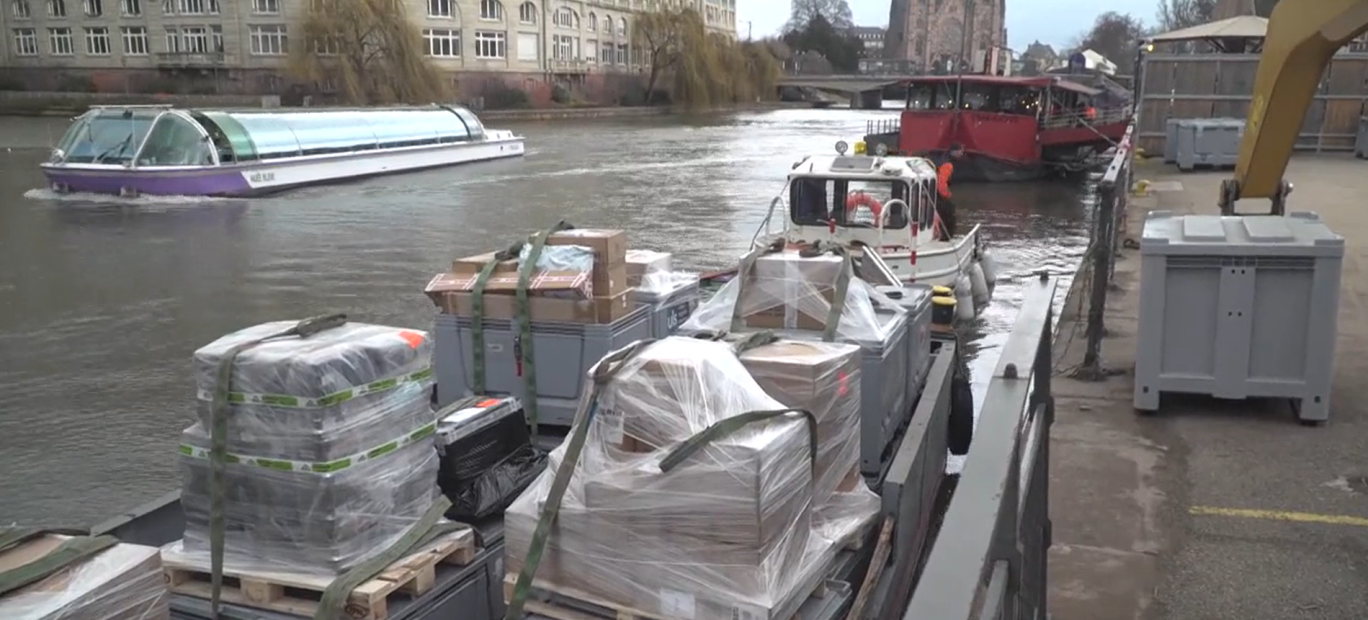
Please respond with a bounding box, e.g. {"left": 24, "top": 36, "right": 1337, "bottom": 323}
{"left": 6, "top": 0, "right": 275, "bottom": 18}
{"left": 423, "top": 0, "right": 625, "bottom": 36}
{"left": 420, "top": 27, "right": 628, "bottom": 62}
{"left": 10, "top": 23, "right": 283, "bottom": 56}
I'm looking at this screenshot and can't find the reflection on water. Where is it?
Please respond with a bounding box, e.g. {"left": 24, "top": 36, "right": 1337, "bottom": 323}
{"left": 0, "top": 108, "right": 1090, "bottom": 524}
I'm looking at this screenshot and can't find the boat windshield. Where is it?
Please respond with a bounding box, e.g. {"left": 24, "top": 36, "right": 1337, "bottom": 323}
{"left": 907, "top": 81, "right": 1042, "bottom": 116}
{"left": 134, "top": 112, "right": 215, "bottom": 167}
{"left": 448, "top": 106, "right": 486, "bottom": 139}
{"left": 789, "top": 177, "right": 912, "bottom": 229}
{"left": 54, "top": 108, "right": 160, "bottom": 165}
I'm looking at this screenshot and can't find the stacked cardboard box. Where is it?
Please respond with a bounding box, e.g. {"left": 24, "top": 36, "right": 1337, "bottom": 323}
{"left": 504, "top": 337, "right": 836, "bottom": 620}
{"left": 0, "top": 535, "right": 169, "bottom": 620}
{"left": 425, "top": 229, "right": 633, "bottom": 324}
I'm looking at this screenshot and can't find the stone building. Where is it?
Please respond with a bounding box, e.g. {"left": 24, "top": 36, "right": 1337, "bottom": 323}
{"left": 849, "top": 25, "right": 884, "bottom": 56}
{"left": 0, "top": 0, "right": 737, "bottom": 99}
{"left": 884, "top": 0, "right": 1005, "bottom": 73}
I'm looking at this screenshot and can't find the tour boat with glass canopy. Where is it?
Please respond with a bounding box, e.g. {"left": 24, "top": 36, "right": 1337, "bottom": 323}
{"left": 40, "top": 104, "right": 525, "bottom": 198}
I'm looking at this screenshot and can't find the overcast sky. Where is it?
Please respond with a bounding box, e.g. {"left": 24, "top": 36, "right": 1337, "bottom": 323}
{"left": 737, "top": 0, "right": 1157, "bottom": 52}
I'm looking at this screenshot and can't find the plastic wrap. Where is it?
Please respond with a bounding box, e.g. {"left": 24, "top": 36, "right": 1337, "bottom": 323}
{"left": 679, "top": 250, "right": 906, "bottom": 343}
{"left": 518, "top": 244, "right": 595, "bottom": 273}
{"left": 0, "top": 537, "right": 169, "bottom": 620}
{"left": 435, "top": 398, "right": 549, "bottom": 521}
{"left": 504, "top": 337, "right": 838, "bottom": 620}
{"left": 178, "top": 321, "right": 441, "bottom": 576}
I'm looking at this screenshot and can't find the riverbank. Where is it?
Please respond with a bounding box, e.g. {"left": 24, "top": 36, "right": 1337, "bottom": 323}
{"left": 1046, "top": 155, "right": 1368, "bottom": 620}
{"left": 0, "top": 91, "right": 804, "bottom": 119}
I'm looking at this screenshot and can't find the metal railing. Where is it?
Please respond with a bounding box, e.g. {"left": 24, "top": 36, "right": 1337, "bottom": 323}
{"left": 1074, "top": 120, "right": 1136, "bottom": 379}
{"left": 902, "top": 274, "right": 1058, "bottom": 620}
{"left": 867, "top": 118, "right": 900, "bottom": 136}
{"left": 1039, "top": 105, "right": 1132, "bottom": 130}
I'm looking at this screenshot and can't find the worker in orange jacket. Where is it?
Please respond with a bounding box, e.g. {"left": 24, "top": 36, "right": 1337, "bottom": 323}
{"left": 931, "top": 144, "right": 964, "bottom": 241}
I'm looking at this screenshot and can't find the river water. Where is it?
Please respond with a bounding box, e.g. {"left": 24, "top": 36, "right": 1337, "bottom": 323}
{"left": 0, "top": 106, "right": 1090, "bottom": 526}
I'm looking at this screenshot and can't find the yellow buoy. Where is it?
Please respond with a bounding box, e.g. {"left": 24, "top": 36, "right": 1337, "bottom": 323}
{"left": 853, "top": 140, "right": 867, "bottom": 155}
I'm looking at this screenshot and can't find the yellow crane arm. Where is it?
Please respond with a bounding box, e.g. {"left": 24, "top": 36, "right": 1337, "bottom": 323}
{"left": 1223, "top": 0, "right": 1368, "bottom": 213}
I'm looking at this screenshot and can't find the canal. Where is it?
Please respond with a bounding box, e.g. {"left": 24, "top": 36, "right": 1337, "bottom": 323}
{"left": 0, "top": 107, "right": 1091, "bottom": 525}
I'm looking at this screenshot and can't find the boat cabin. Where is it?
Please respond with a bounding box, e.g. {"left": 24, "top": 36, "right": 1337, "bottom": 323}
{"left": 901, "top": 75, "right": 1109, "bottom": 129}
{"left": 771, "top": 147, "right": 942, "bottom": 252}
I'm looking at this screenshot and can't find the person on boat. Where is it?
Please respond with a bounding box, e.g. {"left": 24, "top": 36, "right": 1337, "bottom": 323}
{"left": 931, "top": 144, "right": 963, "bottom": 242}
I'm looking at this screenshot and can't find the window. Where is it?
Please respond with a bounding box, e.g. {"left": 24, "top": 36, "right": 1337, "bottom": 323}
{"left": 82, "top": 0, "right": 99, "bottom": 15}
{"left": 121, "top": 25, "right": 146, "bottom": 54}
{"left": 48, "top": 26, "right": 72, "bottom": 54}
{"left": 586, "top": 11, "right": 595, "bottom": 31}
{"left": 13, "top": 28, "right": 37, "bottom": 55}
{"left": 12, "top": 0, "right": 31, "bottom": 18}
{"left": 478, "top": 0, "right": 500, "bottom": 20}
{"left": 168, "top": 25, "right": 214, "bottom": 53}
{"left": 474, "top": 30, "right": 504, "bottom": 58}
{"left": 553, "top": 7, "right": 576, "bottom": 28}
{"left": 600, "top": 15, "right": 609, "bottom": 33}
{"left": 615, "top": 42, "right": 626, "bottom": 64}
{"left": 252, "top": 0, "right": 276, "bottom": 13}
{"left": 423, "top": 27, "right": 459, "bottom": 57}
{"left": 584, "top": 38, "right": 595, "bottom": 61}
{"left": 517, "top": 1, "right": 533, "bottom": 24}
{"left": 426, "top": 0, "right": 449, "bottom": 17}
{"left": 788, "top": 178, "right": 913, "bottom": 229}
{"left": 120, "top": 0, "right": 137, "bottom": 14}
{"left": 616, "top": 17, "right": 625, "bottom": 37}
{"left": 172, "top": 0, "right": 216, "bottom": 14}
{"left": 45, "top": 0, "right": 63, "bottom": 15}
{"left": 249, "top": 24, "right": 287, "bottom": 55}
{"left": 84, "top": 26, "right": 110, "bottom": 55}
{"left": 552, "top": 34, "right": 573, "bottom": 60}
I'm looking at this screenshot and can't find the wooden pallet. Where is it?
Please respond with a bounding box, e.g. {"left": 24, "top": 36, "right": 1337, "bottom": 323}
{"left": 162, "top": 528, "right": 477, "bottom": 620}
{"left": 503, "top": 573, "right": 828, "bottom": 620}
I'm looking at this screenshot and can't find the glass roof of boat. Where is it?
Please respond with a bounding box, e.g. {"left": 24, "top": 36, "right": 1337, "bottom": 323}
{"left": 201, "top": 106, "right": 487, "bottom": 160}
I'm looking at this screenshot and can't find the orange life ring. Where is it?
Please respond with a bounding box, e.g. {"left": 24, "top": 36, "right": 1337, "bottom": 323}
{"left": 845, "top": 192, "right": 883, "bottom": 222}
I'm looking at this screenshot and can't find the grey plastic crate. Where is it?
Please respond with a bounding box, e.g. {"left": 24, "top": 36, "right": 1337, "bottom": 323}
{"left": 876, "top": 284, "right": 934, "bottom": 407}
{"left": 1134, "top": 211, "right": 1344, "bottom": 423}
{"left": 1164, "top": 118, "right": 1183, "bottom": 163}
{"left": 1175, "top": 118, "right": 1244, "bottom": 171}
{"left": 434, "top": 306, "right": 653, "bottom": 427}
{"left": 1356, "top": 117, "right": 1368, "bottom": 159}
{"left": 763, "top": 311, "right": 912, "bottom": 474}
{"left": 633, "top": 278, "right": 701, "bottom": 339}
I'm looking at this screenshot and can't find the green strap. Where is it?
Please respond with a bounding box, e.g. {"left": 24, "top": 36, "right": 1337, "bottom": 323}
{"left": 515, "top": 221, "right": 573, "bottom": 435}
{"left": 470, "top": 257, "right": 503, "bottom": 395}
{"left": 503, "top": 339, "right": 656, "bottom": 620}
{"left": 659, "top": 408, "right": 818, "bottom": 480}
{"left": 209, "top": 314, "right": 349, "bottom": 620}
{"left": 729, "top": 239, "right": 786, "bottom": 334}
{"left": 313, "top": 497, "right": 466, "bottom": 620}
{"left": 0, "top": 527, "right": 117, "bottom": 598}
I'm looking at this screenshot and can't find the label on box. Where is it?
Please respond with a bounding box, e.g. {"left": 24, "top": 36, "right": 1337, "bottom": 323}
{"left": 730, "top": 603, "right": 767, "bottom": 620}
{"left": 658, "top": 589, "right": 696, "bottom": 619}
{"left": 598, "top": 407, "right": 624, "bottom": 443}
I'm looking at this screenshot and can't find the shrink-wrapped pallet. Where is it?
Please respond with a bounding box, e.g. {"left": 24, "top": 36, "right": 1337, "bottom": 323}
{"left": 175, "top": 321, "right": 441, "bottom": 576}
{"left": 505, "top": 338, "right": 852, "bottom": 620}
{"left": 0, "top": 535, "right": 169, "bottom": 620}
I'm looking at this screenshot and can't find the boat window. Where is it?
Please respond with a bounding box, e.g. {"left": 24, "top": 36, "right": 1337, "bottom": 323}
{"left": 366, "top": 110, "right": 445, "bottom": 149}
{"left": 998, "top": 86, "right": 1042, "bottom": 116}
{"left": 286, "top": 112, "right": 380, "bottom": 155}
{"left": 201, "top": 112, "right": 259, "bottom": 162}
{"left": 789, "top": 177, "right": 911, "bottom": 229}
{"left": 905, "top": 82, "right": 957, "bottom": 110}
{"left": 958, "top": 84, "right": 1000, "bottom": 111}
{"left": 448, "top": 106, "right": 486, "bottom": 140}
{"left": 55, "top": 110, "right": 159, "bottom": 165}
{"left": 232, "top": 114, "right": 303, "bottom": 160}
{"left": 134, "top": 113, "right": 214, "bottom": 167}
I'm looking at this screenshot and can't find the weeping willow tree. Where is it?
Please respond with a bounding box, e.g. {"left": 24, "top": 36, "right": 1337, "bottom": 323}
{"left": 288, "top": 0, "right": 449, "bottom": 105}
{"left": 634, "top": 8, "right": 781, "bottom": 109}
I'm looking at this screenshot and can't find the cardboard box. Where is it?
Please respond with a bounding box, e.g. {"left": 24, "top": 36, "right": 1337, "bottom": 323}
{"left": 429, "top": 288, "right": 634, "bottom": 324}
{"left": 594, "top": 262, "right": 630, "bottom": 298}
{"left": 625, "top": 250, "right": 673, "bottom": 286}
{"left": 451, "top": 251, "right": 517, "bottom": 275}
{"left": 425, "top": 270, "right": 592, "bottom": 299}
{"left": 0, "top": 535, "right": 170, "bottom": 620}
{"left": 547, "top": 229, "right": 627, "bottom": 267}
{"left": 737, "top": 253, "right": 846, "bottom": 332}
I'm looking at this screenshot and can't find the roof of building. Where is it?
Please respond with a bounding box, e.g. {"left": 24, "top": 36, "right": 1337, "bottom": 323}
{"left": 1147, "top": 15, "right": 1268, "bottom": 42}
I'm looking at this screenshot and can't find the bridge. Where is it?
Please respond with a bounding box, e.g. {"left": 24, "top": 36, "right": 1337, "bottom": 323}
{"left": 776, "top": 75, "right": 907, "bottom": 109}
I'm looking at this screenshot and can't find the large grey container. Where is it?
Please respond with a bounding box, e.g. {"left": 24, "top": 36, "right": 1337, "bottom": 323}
{"left": 1174, "top": 118, "right": 1244, "bottom": 171}
{"left": 434, "top": 307, "right": 653, "bottom": 427}
{"left": 1164, "top": 118, "right": 1182, "bottom": 163}
{"left": 633, "top": 278, "right": 701, "bottom": 339}
{"left": 765, "top": 310, "right": 912, "bottom": 474}
{"left": 1134, "top": 211, "right": 1344, "bottom": 423}
{"left": 1356, "top": 117, "right": 1368, "bottom": 159}
{"left": 876, "top": 283, "right": 935, "bottom": 405}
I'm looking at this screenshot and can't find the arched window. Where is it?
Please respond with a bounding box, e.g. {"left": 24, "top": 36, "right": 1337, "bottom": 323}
{"left": 518, "top": 1, "right": 535, "bottom": 24}
{"left": 553, "top": 7, "right": 577, "bottom": 28}
{"left": 601, "top": 14, "right": 611, "bottom": 33}
{"left": 479, "top": 0, "right": 503, "bottom": 20}
{"left": 616, "top": 16, "right": 626, "bottom": 37}
{"left": 586, "top": 11, "right": 596, "bottom": 31}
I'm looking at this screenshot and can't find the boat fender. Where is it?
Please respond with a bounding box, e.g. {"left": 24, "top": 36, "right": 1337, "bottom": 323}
{"left": 948, "top": 361, "right": 974, "bottom": 456}
{"left": 978, "top": 251, "right": 1000, "bottom": 289}
{"left": 954, "top": 275, "right": 975, "bottom": 321}
{"left": 969, "top": 262, "right": 990, "bottom": 308}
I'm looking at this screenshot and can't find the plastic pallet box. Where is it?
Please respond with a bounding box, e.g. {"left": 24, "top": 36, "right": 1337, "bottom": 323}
{"left": 1356, "top": 116, "right": 1368, "bottom": 159}
{"left": 1164, "top": 118, "right": 1184, "bottom": 163}
{"left": 433, "top": 306, "right": 654, "bottom": 427}
{"left": 1175, "top": 118, "right": 1244, "bottom": 172}
{"left": 762, "top": 309, "right": 912, "bottom": 474}
{"left": 633, "top": 277, "right": 702, "bottom": 339}
{"left": 875, "top": 284, "right": 935, "bottom": 407}
{"left": 1134, "top": 212, "right": 1344, "bottom": 422}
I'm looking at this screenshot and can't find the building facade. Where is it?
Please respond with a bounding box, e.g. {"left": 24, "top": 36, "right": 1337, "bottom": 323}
{"left": 884, "top": 0, "right": 1005, "bottom": 73}
{"left": 850, "top": 25, "right": 883, "bottom": 56}
{"left": 0, "top": 0, "right": 737, "bottom": 96}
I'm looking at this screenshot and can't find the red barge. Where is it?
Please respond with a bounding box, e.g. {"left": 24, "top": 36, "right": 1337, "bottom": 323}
{"left": 863, "top": 74, "right": 1132, "bottom": 182}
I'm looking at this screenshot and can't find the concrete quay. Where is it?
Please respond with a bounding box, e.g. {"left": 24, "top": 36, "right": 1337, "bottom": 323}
{"left": 1046, "top": 155, "right": 1368, "bottom": 620}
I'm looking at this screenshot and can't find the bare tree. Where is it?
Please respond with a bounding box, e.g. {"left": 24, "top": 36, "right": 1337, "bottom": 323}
{"left": 787, "top": 0, "right": 853, "bottom": 31}
{"left": 289, "top": 0, "right": 447, "bottom": 104}
{"left": 1073, "top": 12, "right": 1149, "bottom": 66}
{"left": 1155, "top": 0, "right": 1215, "bottom": 32}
